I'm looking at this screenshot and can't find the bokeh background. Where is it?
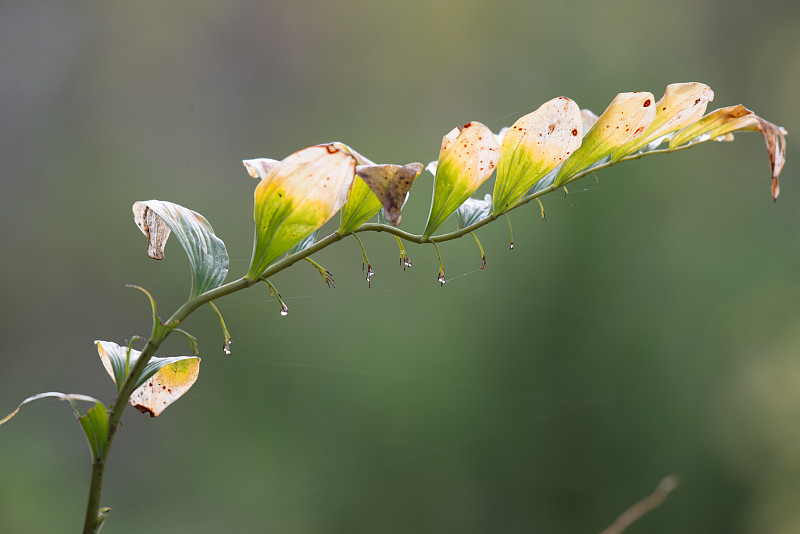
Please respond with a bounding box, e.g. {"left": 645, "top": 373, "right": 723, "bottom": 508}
{"left": 1, "top": 0, "right": 798, "bottom": 532}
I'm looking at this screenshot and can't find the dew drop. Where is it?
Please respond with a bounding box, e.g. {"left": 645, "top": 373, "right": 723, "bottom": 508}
{"left": 366, "top": 265, "right": 375, "bottom": 287}
{"left": 223, "top": 338, "right": 232, "bottom": 355}
{"left": 279, "top": 304, "right": 289, "bottom": 316}
{"left": 509, "top": 242, "right": 515, "bottom": 250}
{"left": 437, "top": 272, "right": 447, "bottom": 286}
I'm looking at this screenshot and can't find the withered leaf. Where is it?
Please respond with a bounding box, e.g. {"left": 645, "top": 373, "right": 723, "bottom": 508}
{"left": 670, "top": 105, "right": 787, "bottom": 200}
{"left": 132, "top": 200, "right": 229, "bottom": 297}
{"left": 356, "top": 163, "right": 423, "bottom": 226}
{"left": 96, "top": 340, "right": 200, "bottom": 418}
{"left": 133, "top": 203, "right": 171, "bottom": 260}
{"left": 129, "top": 358, "right": 200, "bottom": 417}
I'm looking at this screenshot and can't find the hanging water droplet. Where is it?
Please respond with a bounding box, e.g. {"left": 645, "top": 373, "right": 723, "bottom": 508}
{"left": 437, "top": 272, "right": 446, "bottom": 286}
{"left": 509, "top": 242, "right": 514, "bottom": 250}
{"left": 279, "top": 304, "right": 289, "bottom": 316}
{"left": 366, "top": 264, "right": 375, "bottom": 288}
{"left": 481, "top": 255, "right": 486, "bottom": 270}
{"left": 223, "top": 338, "right": 232, "bottom": 355}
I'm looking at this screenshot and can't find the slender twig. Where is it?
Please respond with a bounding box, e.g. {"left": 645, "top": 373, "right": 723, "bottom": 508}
{"left": 598, "top": 475, "right": 680, "bottom": 534}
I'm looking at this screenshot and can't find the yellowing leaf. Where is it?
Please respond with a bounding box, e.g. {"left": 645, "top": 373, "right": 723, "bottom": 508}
{"left": 355, "top": 163, "right": 423, "bottom": 226}
{"left": 556, "top": 91, "right": 656, "bottom": 186}
{"left": 611, "top": 82, "right": 714, "bottom": 159}
{"left": 422, "top": 122, "right": 500, "bottom": 238}
{"left": 247, "top": 144, "right": 356, "bottom": 280}
{"left": 96, "top": 340, "right": 200, "bottom": 417}
{"left": 670, "top": 105, "right": 787, "bottom": 200}
{"left": 492, "top": 97, "right": 582, "bottom": 213}
{"left": 129, "top": 358, "right": 200, "bottom": 417}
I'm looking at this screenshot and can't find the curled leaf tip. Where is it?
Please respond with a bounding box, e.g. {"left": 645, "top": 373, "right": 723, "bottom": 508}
{"left": 133, "top": 202, "right": 170, "bottom": 260}
{"left": 242, "top": 158, "right": 280, "bottom": 180}
{"left": 132, "top": 200, "right": 229, "bottom": 296}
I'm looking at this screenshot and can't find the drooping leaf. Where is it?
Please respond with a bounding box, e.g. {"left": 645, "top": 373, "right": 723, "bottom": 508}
{"left": 355, "top": 163, "right": 423, "bottom": 226}
{"left": 78, "top": 402, "right": 109, "bottom": 460}
{"left": 96, "top": 340, "right": 200, "bottom": 416}
{"left": 242, "top": 158, "right": 280, "bottom": 179}
{"left": 492, "top": 97, "right": 582, "bottom": 214}
{"left": 457, "top": 194, "right": 492, "bottom": 229}
{"left": 133, "top": 200, "right": 229, "bottom": 297}
{"left": 247, "top": 144, "right": 356, "bottom": 280}
{"left": 422, "top": 122, "right": 500, "bottom": 238}
{"left": 335, "top": 143, "right": 423, "bottom": 231}
{"left": 0, "top": 392, "right": 109, "bottom": 461}
{"left": 555, "top": 91, "right": 656, "bottom": 186}
{"left": 669, "top": 105, "right": 787, "bottom": 200}
{"left": 0, "top": 392, "right": 103, "bottom": 426}
{"left": 610, "top": 82, "right": 714, "bottom": 160}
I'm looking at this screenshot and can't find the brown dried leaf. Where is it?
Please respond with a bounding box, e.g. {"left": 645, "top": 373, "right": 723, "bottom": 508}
{"left": 132, "top": 203, "right": 171, "bottom": 260}
{"left": 671, "top": 105, "right": 787, "bottom": 200}
{"left": 355, "top": 163, "right": 423, "bottom": 225}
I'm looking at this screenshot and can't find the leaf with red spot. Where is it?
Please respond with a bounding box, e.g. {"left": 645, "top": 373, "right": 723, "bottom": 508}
{"left": 422, "top": 122, "right": 500, "bottom": 238}
{"left": 247, "top": 144, "right": 356, "bottom": 280}
{"left": 96, "top": 340, "right": 200, "bottom": 417}
{"left": 492, "top": 97, "right": 582, "bottom": 214}
{"left": 670, "top": 105, "right": 787, "bottom": 200}
{"left": 610, "top": 82, "right": 714, "bottom": 159}
{"left": 555, "top": 92, "right": 656, "bottom": 186}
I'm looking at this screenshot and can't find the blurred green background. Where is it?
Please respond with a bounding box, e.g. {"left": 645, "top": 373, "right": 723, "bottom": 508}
{"left": 1, "top": 0, "right": 798, "bottom": 532}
